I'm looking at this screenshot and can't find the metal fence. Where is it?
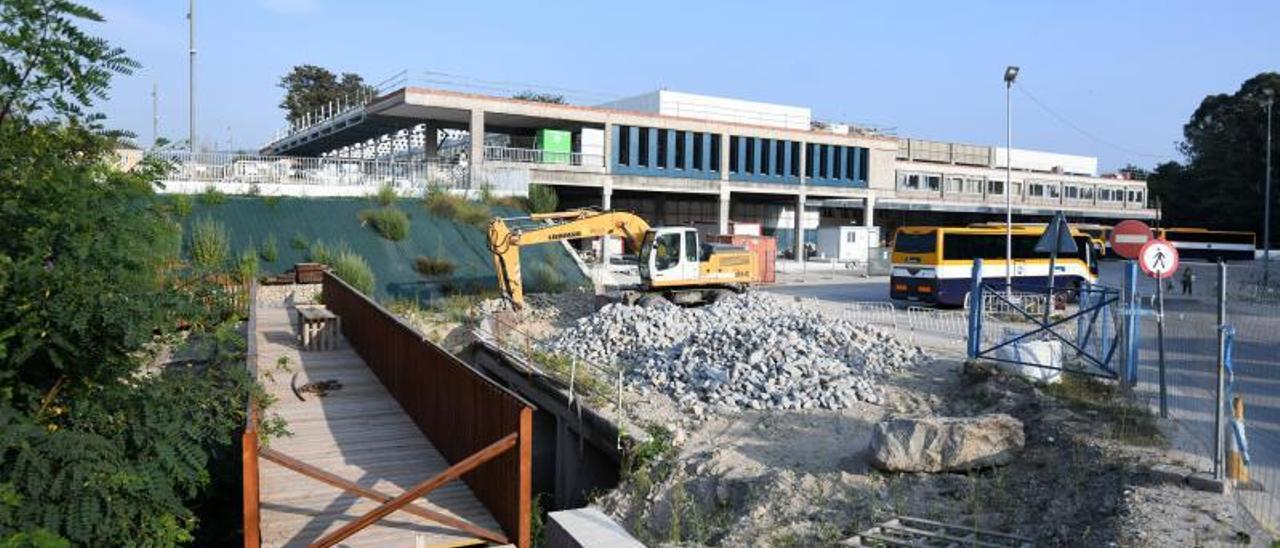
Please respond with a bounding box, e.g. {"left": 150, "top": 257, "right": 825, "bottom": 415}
{"left": 321, "top": 273, "right": 534, "bottom": 545}
{"left": 149, "top": 150, "right": 469, "bottom": 190}
{"left": 483, "top": 146, "right": 605, "bottom": 168}
{"left": 1135, "top": 262, "right": 1280, "bottom": 535}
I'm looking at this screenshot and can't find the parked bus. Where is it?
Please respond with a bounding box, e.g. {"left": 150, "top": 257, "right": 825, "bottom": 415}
{"left": 1154, "top": 227, "right": 1255, "bottom": 261}
{"left": 891, "top": 225, "right": 1099, "bottom": 306}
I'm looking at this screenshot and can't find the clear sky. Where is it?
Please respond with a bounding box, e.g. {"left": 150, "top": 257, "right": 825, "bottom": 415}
{"left": 88, "top": 0, "right": 1279, "bottom": 171}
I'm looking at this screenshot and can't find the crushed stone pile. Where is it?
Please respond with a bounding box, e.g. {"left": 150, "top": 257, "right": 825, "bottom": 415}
{"left": 540, "top": 293, "right": 926, "bottom": 413}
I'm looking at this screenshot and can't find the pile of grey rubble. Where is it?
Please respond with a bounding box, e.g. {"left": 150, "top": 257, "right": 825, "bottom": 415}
{"left": 539, "top": 293, "right": 926, "bottom": 413}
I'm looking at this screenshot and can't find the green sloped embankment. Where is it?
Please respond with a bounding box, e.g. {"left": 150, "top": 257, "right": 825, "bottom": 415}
{"left": 177, "top": 195, "right": 586, "bottom": 302}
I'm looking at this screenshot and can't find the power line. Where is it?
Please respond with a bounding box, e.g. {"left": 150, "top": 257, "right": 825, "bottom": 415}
{"left": 1016, "top": 84, "right": 1164, "bottom": 160}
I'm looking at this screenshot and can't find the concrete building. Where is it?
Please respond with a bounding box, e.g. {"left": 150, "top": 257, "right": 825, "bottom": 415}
{"left": 259, "top": 86, "right": 1155, "bottom": 255}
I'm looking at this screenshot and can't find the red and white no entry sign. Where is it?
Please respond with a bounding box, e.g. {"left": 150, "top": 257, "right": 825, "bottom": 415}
{"left": 1139, "top": 239, "right": 1179, "bottom": 279}
{"left": 1111, "top": 220, "right": 1153, "bottom": 259}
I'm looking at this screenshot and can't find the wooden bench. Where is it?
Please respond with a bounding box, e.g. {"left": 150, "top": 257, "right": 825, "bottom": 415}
{"left": 296, "top": 306, "right": 340, "bottom": 351}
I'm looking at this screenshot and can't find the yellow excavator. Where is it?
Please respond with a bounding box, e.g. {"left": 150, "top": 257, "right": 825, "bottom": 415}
{"left": 487, "top": 209, "right": 758, "bottom": 309}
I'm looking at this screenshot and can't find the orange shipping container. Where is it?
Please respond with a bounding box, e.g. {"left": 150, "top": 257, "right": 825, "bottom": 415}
{"left": 707, "top": 235, "right": 776, "bottom": 284}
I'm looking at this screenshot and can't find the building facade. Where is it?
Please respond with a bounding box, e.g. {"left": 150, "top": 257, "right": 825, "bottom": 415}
{"left": 260, "top": 86, "right": 1155, "bottom": 254}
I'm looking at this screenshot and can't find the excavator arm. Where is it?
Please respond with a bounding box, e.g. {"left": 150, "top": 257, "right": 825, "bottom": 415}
{"left": 487, "top": 209, "right": 651, "bottom": 309}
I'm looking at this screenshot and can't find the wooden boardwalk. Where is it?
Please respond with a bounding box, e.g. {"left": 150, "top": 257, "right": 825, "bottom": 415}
{"left": 254, "top": 302, "right": 503, "bottom": 547}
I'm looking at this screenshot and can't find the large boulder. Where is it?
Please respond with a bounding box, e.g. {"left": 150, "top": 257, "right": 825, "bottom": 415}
{"left": 869, "top": 414, "right": 1025, "bottom": 472}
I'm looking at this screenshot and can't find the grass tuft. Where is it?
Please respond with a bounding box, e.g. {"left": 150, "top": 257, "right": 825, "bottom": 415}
{"left": 189, "top": 217, "right": 230, "bottom": 269}
{"left": 260, "top": 233, "right": 278, "bottom": 263}
{"left": 372, "top": 182, "right": 398, "bottom": 207}
{"left": 358, "top": 207, "right": 410, "bottom": 241}
{"left": 424, "top": 190, "right": 491, "bottom": 226}
{"left": 199, "top": 185, "right": 226, "bottom": 206}
{"left": 414, "top": 255, "right": 455, "bottom": 277}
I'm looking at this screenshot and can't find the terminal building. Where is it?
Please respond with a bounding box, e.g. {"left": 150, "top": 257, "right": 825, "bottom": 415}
{"left": 260, "top": 85, "right": 1155, "bottom": 254}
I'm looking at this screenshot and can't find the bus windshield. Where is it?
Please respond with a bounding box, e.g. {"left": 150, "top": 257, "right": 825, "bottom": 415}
{"left": 893, "top": 231, "right": 937, "bottom": 254}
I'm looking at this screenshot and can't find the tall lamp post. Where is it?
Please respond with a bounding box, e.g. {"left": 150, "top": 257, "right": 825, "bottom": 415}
{"left": 188, "top": 0, "right": 196, "bottom": 153}
{"left": 1004, "top": 66, "right": 1020, "bottom": 295}
{"left": 1265, "top": 88, "right": 1274, "bottom": 286}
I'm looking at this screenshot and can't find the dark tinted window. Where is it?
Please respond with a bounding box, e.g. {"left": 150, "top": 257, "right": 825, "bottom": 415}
{"left": 710, "top": 135, "right": 720, "bottom": 171}
{"left": 729, "top": 136, "right": 739, "bottom": 173}
{"left": 692, "top": 132, "right": 703, "bottom": 170}
{"left": 1164, "top": 230, "right": 1255, "bottom": 245}
{"left": 893, "top": 232, "right": 937, "bottom": 254}
{"left": 637, "top": 128, "right": 649, "bottom": 167}
{"left": 617, "top": 126, "right": 630, "bottom": 166}
{"left": 656, "top": 129, "right": 668, "bottom": 168}
{"left": 942, "top": 233, "right": 1090, "bottom": 262}
{"left": 674, "top": 131, "right": 686, "bottom": 169}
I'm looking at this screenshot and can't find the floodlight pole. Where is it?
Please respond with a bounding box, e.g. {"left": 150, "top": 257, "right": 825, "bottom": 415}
{"left": 188, "top": 0, "right": 197, "bottom": 153}
{"left": 1265, "top": 90, "right": 1273, "bottom": 286}
{"left": 1004, "top": 66, "right": 1019, "bottom": 297}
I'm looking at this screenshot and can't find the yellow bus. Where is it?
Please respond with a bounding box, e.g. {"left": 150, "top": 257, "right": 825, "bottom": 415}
{"left": 969, "top": 222, "right": 1109, "bottom": 256}
{"left": 1154, "top": 227, "right": 1255, "bottom": 261}
{"left": 891, "top": 225, "right": 1099, "bottom": 306}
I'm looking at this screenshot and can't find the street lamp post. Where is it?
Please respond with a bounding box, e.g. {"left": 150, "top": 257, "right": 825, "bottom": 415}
{"left": 1265, "top": 88, "right": 1274, "bottom": 286}
{"left": 1004, "top": 66, "right": 1020, "bottom": 296}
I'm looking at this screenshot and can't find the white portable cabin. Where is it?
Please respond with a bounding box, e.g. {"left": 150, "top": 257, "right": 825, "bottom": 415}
{"left": 816, "top": 226, "right": 881, "bottom": 262}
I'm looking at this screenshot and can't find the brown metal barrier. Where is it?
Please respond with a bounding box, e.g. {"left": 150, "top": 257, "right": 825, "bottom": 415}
{"left": 321, "top": 272, "right": 535, "bottom": 548}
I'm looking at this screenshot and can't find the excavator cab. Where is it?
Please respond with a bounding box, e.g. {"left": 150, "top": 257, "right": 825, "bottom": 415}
{"left": 638, "top": 227, "right": 701, "bottom": 286}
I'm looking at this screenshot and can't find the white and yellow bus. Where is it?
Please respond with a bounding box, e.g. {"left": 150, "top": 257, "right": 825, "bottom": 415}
{"left": 890, "top": 225, "right": 1099, "bottom": 306}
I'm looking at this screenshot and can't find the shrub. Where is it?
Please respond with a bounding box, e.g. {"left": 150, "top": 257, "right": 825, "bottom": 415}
{"left": 308, "top": 240, "right": 333, "bottom": 264}
{"left": 528, "top": 183, "right": 558, "bottom": 213}
{"left": 263, "top": 195, "right": 281, "bottom": 210}
{"left": 189, "top": 217, "right": 230, "bottom": 269}
{"left": 373, "top": 182, "right": 397, "bottom": 207}
{"left": 172, "top": 194, "right": 193, "bottom": 217}
{"left": 424, "top": 191, "right": 491, "bottom": 226}
{"left": 330, "top": 249, "right": 375, "bottom": 295}
{"left": 237, "top": 247, "right": 259, "bottom": 281}
{"left": 358, "top": 207, "right": 410, "bottom": 241}
{"left": 199, "top": 185, "right": 226, "bottom": 206}
{"left": 260, "top": 233, "right": 279, "bottom": 262}
{"left": 414, "top": 255, "right": 455, "bottom": 277}
{"left": 290, "top": 232, "right": 308, "bottom": 250}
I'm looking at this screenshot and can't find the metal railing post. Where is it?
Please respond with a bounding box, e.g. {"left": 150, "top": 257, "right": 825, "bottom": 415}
{"left": 1214, "top": 260, "right": 1227, "bottom": 480}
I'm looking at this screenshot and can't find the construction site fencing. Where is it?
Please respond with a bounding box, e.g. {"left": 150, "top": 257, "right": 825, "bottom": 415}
{"left": 841, "top": 301, "right": 899, "bottom": 333}
{"left": 149, "top": 150, "right": 469, "bottom": 190}
{"left": 471, "top": 311, "right": 633, "bottom": 446}
{"left": 1134, "top": 262, "right": 1280, "bottom": 535}
{"left": 321, "top": 272, "right": 534, "bottom": 545}
{"left": 906, "top": 306, "right": 969, "bottom": 346}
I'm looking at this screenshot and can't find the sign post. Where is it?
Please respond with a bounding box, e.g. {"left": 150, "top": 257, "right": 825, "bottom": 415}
{"left": 1034, "top": 212, "right": 1077, "bottom": 324}
{"left": 1139, "top": 238, "right": 1179, "bottom": 419}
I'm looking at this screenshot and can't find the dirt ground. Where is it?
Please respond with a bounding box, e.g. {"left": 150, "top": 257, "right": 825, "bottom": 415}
{"left": 396, "top": 288, "right": 1275, "bottom": 547}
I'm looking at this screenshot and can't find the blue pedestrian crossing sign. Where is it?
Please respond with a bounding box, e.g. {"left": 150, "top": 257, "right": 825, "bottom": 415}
{"left": 1034, "top": 212, "right": 1078, "bottom": 255}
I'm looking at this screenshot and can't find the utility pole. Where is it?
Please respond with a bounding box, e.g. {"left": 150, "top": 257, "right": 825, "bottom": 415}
{"left": 188, "top": 0, "right": 196, "bottom": 153}
{"left": 1265, "top": 88, "right": 1274, "bottom": 286}
{"left": 151, "top": 82, "right": 159, "bottom": 149}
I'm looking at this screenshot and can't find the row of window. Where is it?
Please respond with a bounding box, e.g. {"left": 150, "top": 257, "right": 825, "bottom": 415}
{"left": 612, "top": 125, "right": 867, "bottom": 187}
{"left": 896, "top": 171, "right": 1146, "bottom": 204}
{"left": 616, "top": 126, "right": 720, "bottom": 172}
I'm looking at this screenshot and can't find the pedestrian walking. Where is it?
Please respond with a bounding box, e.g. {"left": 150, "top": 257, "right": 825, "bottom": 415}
{"left": 1181, "top": 266, "right": 1195, "bottom": 295}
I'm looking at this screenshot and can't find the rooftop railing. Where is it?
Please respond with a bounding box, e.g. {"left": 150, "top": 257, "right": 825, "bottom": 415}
{"left": 483, "top": 146, "right": 604, "bottom": 168}
{"left": 148, "top": 150, "right": 468, "bottom": 190}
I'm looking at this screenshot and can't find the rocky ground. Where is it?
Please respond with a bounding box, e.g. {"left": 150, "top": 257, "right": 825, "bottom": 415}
{"left": 387, "top": 287, "right": 1273, "bottom": 547}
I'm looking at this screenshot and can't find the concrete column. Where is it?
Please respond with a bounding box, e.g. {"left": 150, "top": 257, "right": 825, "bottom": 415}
{"left": 719, "top": 133, "right": 730, "bottom": 181}
{"left": 863, "top": 193, "right": 876, "bottom": 227}
{"left": 602, "top": 122, "right": 613, "bottom": 173}
{"left": 468, "top": 109, "right": 485, "bottom": 186}
{"left": 796, "top": 143, "right": 808, "bottom": 261}
{"left": 719, "top": 187, "right": 731, "bottom": 235}
{"left": 422, "top": 122, "right": 439, "bottom": 160}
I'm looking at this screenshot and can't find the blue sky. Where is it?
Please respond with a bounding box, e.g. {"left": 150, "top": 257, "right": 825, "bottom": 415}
{"left": 88, "top": 0, "right": 1279, "bottom": 170}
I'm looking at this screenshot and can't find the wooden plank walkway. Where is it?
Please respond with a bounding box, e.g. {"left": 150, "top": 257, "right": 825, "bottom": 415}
{"left": 254, "top": 302, "right": 503, "bottom": 547}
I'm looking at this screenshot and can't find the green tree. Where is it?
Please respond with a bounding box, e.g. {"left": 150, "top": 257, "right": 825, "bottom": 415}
{"left": 0, "top": 0, "right": 138, "bottom": 129}
{"left": 278, "top": 64, "right": 374, "bottom": 124}
{"left": 1148, "top": 72, "right": 1280, "bottom": 232}
{"left": 0, "top": 2, "right": 261, "bottom": 544}
{"left": 527, "top": 183, "right": 559, "bottom": 213}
